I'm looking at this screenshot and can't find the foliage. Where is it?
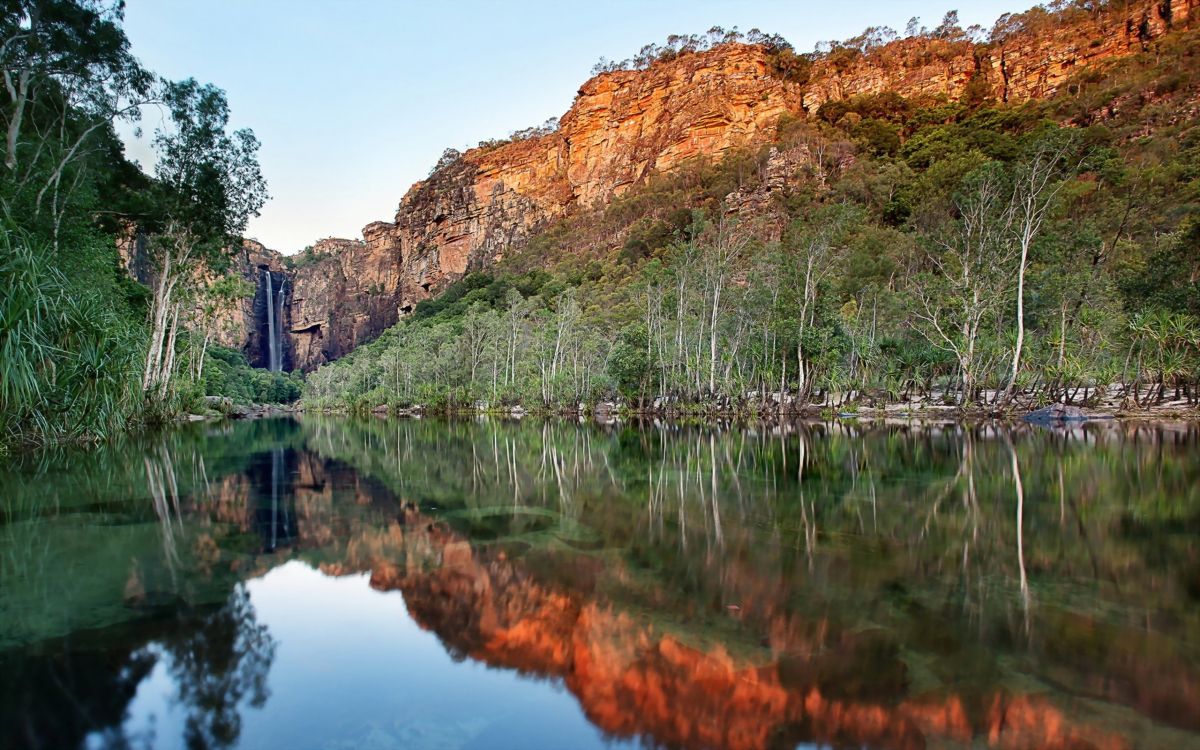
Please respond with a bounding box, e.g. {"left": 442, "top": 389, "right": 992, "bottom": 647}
{"left": 202, "top": 346, "right": 302, "bottom": 405}
{"left": 307, "top": 21, "right": 1200, "bottom": 413}
{"left": 0, "top": 228, "right": 145, "bottom": 448}
{"left": 0, "top": 1, "right": 268, "bottom": 446}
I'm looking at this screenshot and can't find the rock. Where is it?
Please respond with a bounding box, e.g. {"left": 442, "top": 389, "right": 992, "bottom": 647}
{"left": 203, "top": 395, "right": 234, "bottom": 414}
{"left": 1023, "top": 404, "right": 1115, "bottom": 423}
{"left": 142, "top": 1, "right": 1197, "bottom": 374}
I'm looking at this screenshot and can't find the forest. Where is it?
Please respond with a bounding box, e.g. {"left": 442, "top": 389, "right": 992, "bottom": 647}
{"left": 4, "top": 1, "right": 1200, "bottom": 452}
{"left": 0, "top": 0, "right": 289, "bottom": 451}
{"left": 304, "top": 15, "right": 1200, "bottom": 416}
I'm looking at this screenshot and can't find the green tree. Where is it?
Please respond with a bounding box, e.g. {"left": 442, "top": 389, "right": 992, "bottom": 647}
{"left": 141, "top": 79, "right": 267, "bottom": 403}
{"left": 607, "top": 323, "right": 651, "bottom": 402}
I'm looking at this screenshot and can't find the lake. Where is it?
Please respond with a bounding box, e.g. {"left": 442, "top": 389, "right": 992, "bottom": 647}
{"left": 2, "top": 417, "right": 1198, "bottom": 750}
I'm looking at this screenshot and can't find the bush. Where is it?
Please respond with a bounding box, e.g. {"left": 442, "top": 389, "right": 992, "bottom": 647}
{"left": 203, "top": 345, "right": 303, "bottom": 404}
{"left": 0, "top": 231, "right": 146, "bottom": 449}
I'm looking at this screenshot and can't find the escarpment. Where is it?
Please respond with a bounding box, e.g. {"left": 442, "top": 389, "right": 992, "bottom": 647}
{"left": 201, "top": 0, "right": 1197, "bottom": 371}
{"left": 799, "top": 0, "right": 1199, "bottom": 110}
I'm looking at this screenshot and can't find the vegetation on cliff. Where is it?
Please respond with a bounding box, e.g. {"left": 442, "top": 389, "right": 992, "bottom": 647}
{"left": 305, "top": 9, "right": 1200, "bottom": 414}
{"left": 0, "top": 0, "right": 269, "bottom": 449}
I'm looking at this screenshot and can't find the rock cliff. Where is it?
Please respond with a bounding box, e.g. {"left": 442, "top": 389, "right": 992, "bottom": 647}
{"left": 800, "top": 0, "right": 1199, "bottom": 110}
{"left": 219, "top": 0, "right": 1199, "bottom": 371}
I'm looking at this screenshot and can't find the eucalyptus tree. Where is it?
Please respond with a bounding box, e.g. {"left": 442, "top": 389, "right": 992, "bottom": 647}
{"left": 785, "top": 204, "right": 855, "bottom": 400}
{"left": 699, "top": 214, "right": 749, "bottom": 396}
{"left": 185, "top": 274, "right": 253, "bottom": 384}
{"left": 1, "top": 0, "right": 154, "bottom": 233}
{"left": 912, "top": 163, "right": 1016, "bottom": 403}
{"left": 457, "top": 303, "right": 496, "bottom": 394}
{"left": 1000, "top": 133, "right": 1075, "bottom": 403}
{"left": 141, "top": 79, "right": 267, "bottom": 402}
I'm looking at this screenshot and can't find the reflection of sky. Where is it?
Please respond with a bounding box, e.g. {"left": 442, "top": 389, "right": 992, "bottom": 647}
{"left": 106, "top": 561, "right": 629, "bottom": 750}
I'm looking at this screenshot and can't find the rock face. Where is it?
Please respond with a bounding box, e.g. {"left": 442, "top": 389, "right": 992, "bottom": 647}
{"left": 215, "top": 0, "right": 1198, "bottom": 371}
{"left": 209, "top": 240, "right": 291, "bottom": 370}
{"left": 280, "top": 42, "right": 809, "bottom": 370}
{"left": 800, "top": 0, "right": 1199, "bottom": 111}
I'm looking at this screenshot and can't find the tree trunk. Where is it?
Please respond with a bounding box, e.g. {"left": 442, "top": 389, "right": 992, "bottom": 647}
{"left": 4, "top": 70, "right": 30, "bottom": 171}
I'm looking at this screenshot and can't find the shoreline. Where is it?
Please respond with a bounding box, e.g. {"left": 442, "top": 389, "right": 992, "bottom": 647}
{"left": 206, "top": 400, "right": 1200, "bottom": 425}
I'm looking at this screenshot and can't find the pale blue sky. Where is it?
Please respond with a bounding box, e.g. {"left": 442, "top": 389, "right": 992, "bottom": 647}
{"left": 120, "top": 0, "right": 1035, "bottom": 253}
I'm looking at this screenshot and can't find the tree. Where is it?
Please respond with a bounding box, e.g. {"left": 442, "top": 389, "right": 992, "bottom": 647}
{"left": 699, "top": 214, "right": 749, "bottom": 396}
{"left": 933, "top": 11, "right": 964, "bottom": 40}
{"left": 141, "top": 79, "right": 267, "bottom": 402}
{"left": 187, "top": 274, "right": 253, "bottom": 384}
{"left": 457, "top": 303, "right": 496, "bottom": 394}
{"left": 912, "top": 163, "right": 1016, "bottom": 403}
{"left": 785, "top": 205, "right": 855, "bottom": 399}
{"left": 999, "top": 134, "right": 1074, "bottom": 403}
{"left": 608, "top": 323, "right": 651, "bottom": 402}
{"left": 1, "top": 1, "right": 154, "bottom": 238}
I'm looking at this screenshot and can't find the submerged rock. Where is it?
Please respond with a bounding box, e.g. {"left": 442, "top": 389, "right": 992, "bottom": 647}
{"left": 1024, "top": 404, "right": 1114, "bottom": 423}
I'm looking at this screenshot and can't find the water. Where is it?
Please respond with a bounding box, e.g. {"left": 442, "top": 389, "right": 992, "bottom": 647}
{"left": 263, "top": 269, "right": 279, "bottom": 373}
{"left": 2, "top": 417, "right": 1199, "bottom": 750}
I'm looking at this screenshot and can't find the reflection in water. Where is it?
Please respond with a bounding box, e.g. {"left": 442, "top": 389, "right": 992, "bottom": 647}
{"left": 156, "top": 585, "right": 276, "bottom": 750}
{"left": 253, "top": 447, "right": 296, "bottom": 553}
{"left": 0, "top": 583, "right": 275, "bottom": 750}
{"left": 1, "top": 417, "right": 1199, "bottom": 749}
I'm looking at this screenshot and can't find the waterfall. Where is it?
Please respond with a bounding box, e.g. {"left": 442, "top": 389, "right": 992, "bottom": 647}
{"left": 264, "top": 269, "right": 279, "bottom": 372}
{"left": 276, "top": 276, "right": 287, "bottom": 370}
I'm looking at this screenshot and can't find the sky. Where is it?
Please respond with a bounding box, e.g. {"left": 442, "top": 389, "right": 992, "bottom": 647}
{"left": 119, "top": 0, "right": 1036, "bottom": 254}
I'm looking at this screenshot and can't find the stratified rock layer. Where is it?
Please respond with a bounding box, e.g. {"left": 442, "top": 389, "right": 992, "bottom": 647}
{"left": 255, "top": 0, "right": 1199, "bottom": 370}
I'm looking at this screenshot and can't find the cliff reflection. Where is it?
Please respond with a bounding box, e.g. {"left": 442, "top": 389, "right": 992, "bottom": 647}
{"left": 2, "top": 416, "right": 1198, "bottom": 749}
{"left": 356, "top": 505, "right": 1154, "bottom": 750}
{"left": 294, "top": 417, "right": 1200, "bottom": 749}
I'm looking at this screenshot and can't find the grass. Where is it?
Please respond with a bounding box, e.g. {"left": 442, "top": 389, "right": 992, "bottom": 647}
{"left": 0, "top": 230, "right": 146, "bottom": 450}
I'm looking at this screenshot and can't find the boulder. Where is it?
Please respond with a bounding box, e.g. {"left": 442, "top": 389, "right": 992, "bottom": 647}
{"left": 1023, "top": 404, "right": 1114, "bottom": 423}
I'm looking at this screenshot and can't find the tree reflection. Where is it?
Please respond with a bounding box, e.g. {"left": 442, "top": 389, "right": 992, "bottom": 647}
{"left": 155, "top": 585, "right": 276, "bottom": 750}
{"left": 300, "top": 415, "right": 1200, "bottom": 742}
{"left": 5, "top": 415, "right": 1200, "bottom": 749}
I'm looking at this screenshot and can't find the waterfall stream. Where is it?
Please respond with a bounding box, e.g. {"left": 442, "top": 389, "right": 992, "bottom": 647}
{"left": 264, "top": 269, "right": 280, "bottom": 372}
{"left": 277, "top": 276, "right": 287, "bottom": 370}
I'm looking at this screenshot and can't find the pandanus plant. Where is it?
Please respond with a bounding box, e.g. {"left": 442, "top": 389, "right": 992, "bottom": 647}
{"left": 1127, "top": 310, "right": 1200, "bottom": 406}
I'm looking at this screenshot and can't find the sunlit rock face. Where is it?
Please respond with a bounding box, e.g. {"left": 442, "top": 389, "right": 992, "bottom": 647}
{"left": 800, "top": 0, "right": 1199, "bottom": 111}
{"left": 201, "top": 0, "right": 1197, "bottom": 371}
{"left": 335, "top": 0, "right": 1196, "bottom": 334}
{"left": 285, "top": 234, "right": 400, "bottom": 370}
{"left": 279, "top": 43, "right": 806, "bottom": 371}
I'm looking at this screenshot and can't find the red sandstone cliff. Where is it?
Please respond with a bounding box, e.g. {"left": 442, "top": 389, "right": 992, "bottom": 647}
{"left": 256, "top": 0, "right": 1196, "bottom": 370}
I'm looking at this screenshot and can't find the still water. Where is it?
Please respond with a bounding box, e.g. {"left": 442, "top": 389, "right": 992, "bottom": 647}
{"left": 2, "top": 417, "right": 1199, "bottom": 750}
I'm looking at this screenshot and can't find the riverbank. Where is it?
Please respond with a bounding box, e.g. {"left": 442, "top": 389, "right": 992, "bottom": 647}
{"left": 290, "top": 396, "right": 1200, "bottom": 424}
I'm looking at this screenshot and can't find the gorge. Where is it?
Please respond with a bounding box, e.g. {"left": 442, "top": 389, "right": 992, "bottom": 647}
{"left": 5, "top": 3, "right": 1200, "bottom": 748}
{"left": 160, "top": 0, "right": 1198, "bottom": 374}
{"left": 6, "top": 416, "right": 1200, "bottom": 749}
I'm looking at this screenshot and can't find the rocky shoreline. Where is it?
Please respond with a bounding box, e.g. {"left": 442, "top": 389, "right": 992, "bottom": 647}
{"left": 282, "top": 398, "right": 1200, "bottom": 425}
